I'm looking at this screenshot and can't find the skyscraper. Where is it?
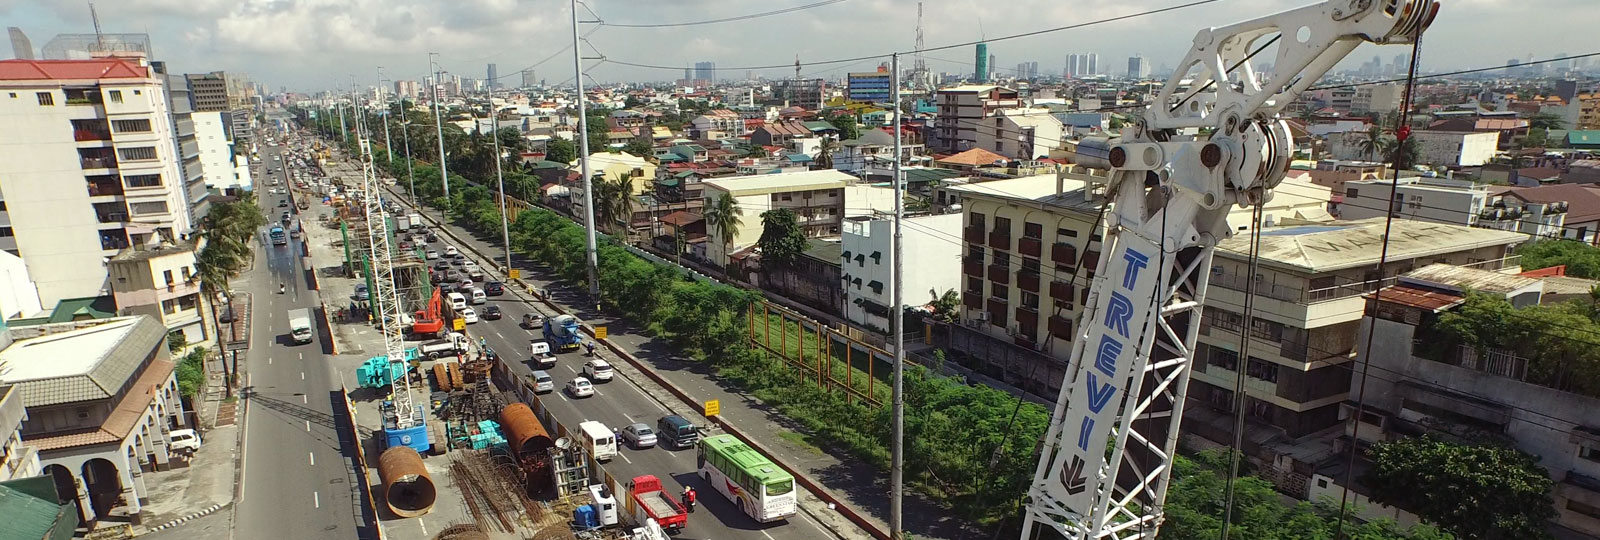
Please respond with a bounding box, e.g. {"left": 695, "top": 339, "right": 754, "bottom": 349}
{"left": 1066, "top": 54, "right": 1080, "bottom": 78}
{"left": 989, "top": 54, "right": 997, "bottom": 79}
{"left": 694, "top": 61, "right": 716, "bottom": 83}
{"left": 1086, "top": 53, "right": 1098, "bottom": 76}
{"left": 486, "top": 63, "right": 498, "bottom": 89}
{"left": 974, "top": 43, "right": 988, "bottom": 83}
{"left": 1127, "top": 55, "right": 1149, "bottom": 79}
{"left": 521, "top": 69, "right": 537, "bottom": 88}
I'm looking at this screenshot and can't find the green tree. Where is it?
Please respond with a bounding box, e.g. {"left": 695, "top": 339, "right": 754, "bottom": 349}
{"left": 1518, "top": 239, "right": 1600, "bottom": 279}
{"left": 593, "top": 173, "right": 637, "bottom": 236}
{"left": 1527, "top": 112, "right": 1566, "bottom": 131}
{"left": 1358, "top": 125, "right": 1387, "bottom": 162}
{"left": 814, "top": 138, "right": 840, "bottom": 169}
{"left": 167, "top": 330, "right": 188, "bottom": 354}
{"left": 546, "top": 137, "right": 577, "bottom": 165}
{"left": 928, "top": 289, "right": 960, "bottom": 322}
{"left": 757, "top": 209, "right": 808, "bottom": 268}
{"left": 623, "top": 137, "right": 654, "bottom": 158}
{"left": 1392, "top": 136, "right": 1422, "bottom": 169}
{"left": 1364, "top": 437, "right": 1556, "bottom": 540}
{"left": 496, "top": 126, "right": 527, "bottom": 156}
{"left": 828, "top": 113, "right": 861, "bottom": 141}
{"left": 702, "top": 192, "right": 743, "bottom": 277}
{"left": 624, "top": 95, "right": 646, "bottom": 109}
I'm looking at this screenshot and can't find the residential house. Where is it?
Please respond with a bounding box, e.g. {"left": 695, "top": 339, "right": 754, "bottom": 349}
{"left": 700, "top": 169, "right": 854, "bottom": 267}
{"left": 1338, "top": 176, "right": 1567, "bottom": 238}
{"left": 831, "top": 129, "right": 927, "bottom": 173}
{"left": 690, "top": 109, "right": 743, "bottom": 139}
{"left": 932, "top": 85, "right": 1022, "bottom": 152}
{"left": 107, "top": 241, "right": 208, "bottom": 343}
{"left": 975, "top": 108, "right": 1065, "bottom": 160}
{"left": 576, "top": 151, "right": 656, "bottom": 195}
{"left": 1410, "top": 130, "right": 1501, "bottom": 167}
{"left": 748, "top": 120, "right": 811, "bottom": 148}
{"left": 1427, "top": 117, "right": 1529, "bottom": 149}
{"left": 934, "top": 147, "right": 1009, "bottom": 172}
{"left": 1497, "top": 183, "right": 1600, "bottom": 243}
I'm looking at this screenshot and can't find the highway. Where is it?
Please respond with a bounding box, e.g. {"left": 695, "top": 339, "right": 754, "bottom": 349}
{"left": 233, "top": 138, "right": 363, "bottom": 539}
{"left": 379, "top": 180, "right": 838, "bottom": 540}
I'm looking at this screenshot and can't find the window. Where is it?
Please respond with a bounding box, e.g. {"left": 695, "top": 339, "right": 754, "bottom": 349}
{"left": 1246, "top": 357, "right": 1279, "bottom": 383}
{"left": 0, "top": 200, "right": 6, "bottom": 210}
{"left": 1250, "top": 318, "right": 1284, "bottom": 341}
{"left": 36, "top": 92, "right": 53, "bottom": 106}
{"left": 966, "top": 276, "right": 982, "bottom": 294}
{"left": 1022, "top": 291, "right": 1039, "bottom": 309}
{"left": 124, "top": 174, "right": 162, "bottom": 188}
{"left": 1317, "top": 478, "right": 1329, "bottom": 489}
{"left": 967, "top": 244, "right": 984, "bottom": 261}
{"left": 161, "top": 299, "right": 177, "bottom": 315}
{"left": 1023, "top": 222, "right": 1042, "bottom": 238}
{"left": 117, "top": 146, "right": 158, "bottom": 161}
{"left": 995, "top": 141, "right": 1004, "bottom": 152}
{"left": 1209, "top": 347, "right": 1239, "bottom": 371}
{"left": 112, "top": 119, "right": 151, "bottom": 132}
{"left": 1246, "top": 398, "right": 1273, "bottom": 421}
{"left": 163, "top": 270, "right": 174, "bottom": 286}
{"left": 108, "top": 90, "right": 123, "bottom": 103}
{"left": 969, "top": 212, "right": 985, "bottom": 228}
{"left": 991, "top": 284, "right": 1009, "bottom": 301}
{"left": 994, "top": 216, "right": 1011, "bottom": 235}
{"left": 129, "top": 201, "right": 169, "bottom": 215}
{"left": 993, "top": 251, "right": 1010, "bottom": 268}
{"left": 1058, "top": 227, "right": 1078, "bottom": 238}
{"left": 1580, "top": 445, "right": 1600, "bottom": 464}
{"left": 0, "top": 227, "right": 11, "bottom": 237}
{"left": 1346, "top": 187, "right": 1358, "bottom": 199}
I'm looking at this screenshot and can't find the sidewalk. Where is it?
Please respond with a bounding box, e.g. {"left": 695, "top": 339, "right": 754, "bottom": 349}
{"left": 392, "top": 185, "right": 980, "bottom": 540}
{"left": 133, "top": 363, "right": 240, "bottom": 535}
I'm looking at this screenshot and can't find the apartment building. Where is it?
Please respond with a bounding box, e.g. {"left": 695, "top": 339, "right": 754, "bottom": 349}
{"left": 1339, "top": 265, "right": 1600, "bottom": 536}
{"left": 690, "top": 109, "right": 744, "bottom": 139}
{"left": 932, "top": 85, "right": 1022, "bottom": 152}
{"left": 0, "top": 384, "right": 40, "bottom": 482}
{"left": 0, "top": 251, "right": 43, "bottom": 319}
{"left": 1350, "top": 83, "right": 1402, "bottom": 115}
{"left": 0, "top": 56, "right": 196, "bottom": 308}
{"left": 974, "top": 108, "right": 1065, "bottom": 160}
{"left": 701, "top": 169, "right": 855, "bottom": 268}
{"left": 1410, "top": 130, "right": 1501, "bottom": 167}
{"left": 840, "top": 213, "right": 963, "bottom": 331}
{"left": 846, "top": 71, "right": 892, "bottom": 103}
{"left": 107, "top": 241, "right": 206, "bottom": 343}
{"left": 774, "top": 78, "right": 826, "bottom": 110}
{"left": 831, "top": 129, "right": 927, "bottom": 173}
{"left": 1339, "top": 176, "right": 1568, "bottom": 238}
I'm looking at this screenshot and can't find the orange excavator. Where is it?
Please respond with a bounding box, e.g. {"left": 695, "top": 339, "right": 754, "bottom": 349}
{"left": 411, "top": 288, "right": 446, "bottom": 338}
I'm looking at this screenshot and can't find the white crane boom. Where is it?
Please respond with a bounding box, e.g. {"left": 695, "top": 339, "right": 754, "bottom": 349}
{"left": 1022, "top": 1, "right": 1438, "bottom": 538}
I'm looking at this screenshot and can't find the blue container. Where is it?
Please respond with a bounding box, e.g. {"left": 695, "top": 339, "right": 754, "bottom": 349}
{"left": 383, "top": 423, "right": 430, "bottom": 452}
{"left": 572, "top": 505, "right": 598, "bottom": 530}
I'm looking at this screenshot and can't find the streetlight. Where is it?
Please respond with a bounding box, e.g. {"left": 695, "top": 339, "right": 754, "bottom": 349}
{"left": 378, "top": 67, "right": 393, "bottom": 164}
{"left": 428, "top": 52, "right": 451, "bottom": 201}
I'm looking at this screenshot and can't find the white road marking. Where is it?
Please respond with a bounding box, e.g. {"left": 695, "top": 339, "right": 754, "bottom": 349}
{"left": 565, "top": 365, "right": 577, "bottom": 374}
{"left": 309, "top": 452, "right": 315, "bottom": 466}
{"left": 559, "top": 392, "right": 569, "bottom": 402}
{"left": 301, "top": 372, "right": 305, "bottom": 380}
{"left": 761, "top": 530, "right": 775, "bottom": 540}
{"left": 268, "top": 357, "right": 273, "bottom": 365}
{"left": 496, "top": 331, "right": 505, "bottom": 339}
{"left": 299, "top": 352, "right": 304, "bottom": 360}
{"left": 313, "top": 491, "right": 320, "bottom": 509}
{"left": 619, "top": 452, "right": 633, "bottom": 464}
{"left": 302, "top": 394, "right": 308, "bottom": 404}
{"left": 623, "top": 412, "right": 634, "bottom": 421}
{"left": 418, "top": 518, "right": 426, "bottom": 535}
{"left": 305, "top": 420, "right": 311, "bottom": 432}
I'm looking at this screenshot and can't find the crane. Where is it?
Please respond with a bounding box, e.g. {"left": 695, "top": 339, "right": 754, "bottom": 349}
{"left": 1020, "top": 1, "right": 1438, "bottom": 538}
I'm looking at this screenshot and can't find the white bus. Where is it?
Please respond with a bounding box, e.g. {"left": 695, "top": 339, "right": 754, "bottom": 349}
{"left": 697, "top": 434, "right": 796, "bottom": 522}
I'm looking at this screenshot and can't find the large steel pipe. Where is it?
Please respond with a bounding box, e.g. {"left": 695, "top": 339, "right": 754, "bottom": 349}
{"left": 377, "top": 446, "right": 436, "bottom": 517}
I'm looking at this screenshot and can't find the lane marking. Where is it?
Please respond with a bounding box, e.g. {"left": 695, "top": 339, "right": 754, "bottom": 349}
{"left": 496, "top": 331, "right": 505, "bottom": 339}
{"left": 299, "top": 352, "right": 304, "bottom": 360}
{"left": 313, "top": 491, "right": 320, "bottom": 509}
{"left": 559, "top": 392, "right": 569, "bottom": 402}
{"left": 761, "top": 530, "right": 775, "bottom": 540}
{"left": 309, "top": 452, "right": 315, "bottom": 466}
{"left": 306, "top": 420, "right": 311, "bottom": 432}
{"left": 302, "top": 394, "right": 308, "bottom": 404}
{"left": 565, "top": 365, "right": 577, "bottom": 374}
{"left": 418, "top": 519, "right": 426, "bottom": 536}
{"left": 619, "top": 452, "right": 633, "bottom": 464}
{"left": 268, "top": 357, "right": 273, "bottom": 365}
{"left": 300, "top": 372, "right": 305, "bottom": 381}
{"left": 623, "top": 412, "right": 634, "bottom": 421}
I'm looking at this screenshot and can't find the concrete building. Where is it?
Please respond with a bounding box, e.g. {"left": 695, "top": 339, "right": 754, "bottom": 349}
{"left": 0, "top": 316, "right": 184, "bottom": 525}
{"left": 0, "top": 56, "right": 197, "bottom": 308}
{"left": 831, "top": 129, "right": 927, "bottom": 173}
{"left": 1127, "top": 55, "right": 1149, "bottom": 79}
{"left": 1343, "top": 265, "right": 1600, "bottom": 537}
{"left": 192, "top": 111, "right": 244, "bottom": 192}
{"left": 1350, "top": 83, "right": 1402, "bottom": 114}
{"left": 840, "top": 213, "right": 962, "bottom": 331}
{"left": 0, "top": 384, "right": 40, "bottom": 481}
{"left": 690, "top": 109, "right": 744, "bottom": 140}
{"left": 1339, "top": 176, "right": 1567, "bottom": 238}
{"left": 0, "top": 250, "right": 43, "bottom": 320}
{"left": 107, "top": 242, "right": 205, "bottom": 343}
{"left": 486, "top": 63, "right": 498, "bottom": 89}
{"left": 577, "top": 151, "right": 656, "bottom": 195}
{"left": 846, "top": 71, "right": 892, "bottom": 103}
{"left": 160, "top": 72, "right": 209, "bottom": 224}
{"left": 1410, "top": 130, "right": 1500, "bottom": 167}
{"left": 932, "top": 85, "right": 1022, "bottom": 152}
{"left": 701, "top": 169, "right": 856, "bottom": 267}
{"left": 1497, "top": 183, "right": 1600, "bottom": 244}
{"left": 774, "top": 78, "right": 825, "bottom": 110}
{"left": 974, "top": 108, "right": 1064, "bottom": 160}
{"left": 694, "top": 62, "right": 716, "bottom": 84}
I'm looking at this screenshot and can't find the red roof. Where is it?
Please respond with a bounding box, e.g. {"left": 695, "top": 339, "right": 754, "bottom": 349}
{"left": 0, "top": 58, "right": 150, "bottom": 81}
{"left": 1369, "top": 284, "right": 1463, "bottom": 312}
{"left": 937, "top": 148, "right": 1010, "bottom": 167}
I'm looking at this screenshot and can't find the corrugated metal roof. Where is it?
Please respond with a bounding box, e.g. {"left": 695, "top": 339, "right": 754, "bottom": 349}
{"left": 0, "top": 316, "right": 166, "bottom": 407}
{"left": 1369, "top": 284, "right": 1463, "bottom": 312}
{"left": 0, "top": 477, "right": 75, "bottom": 540}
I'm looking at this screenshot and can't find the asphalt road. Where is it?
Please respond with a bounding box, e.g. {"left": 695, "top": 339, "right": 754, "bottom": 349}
{"left": 233, "top": 140, "right": 364, "bottom": 539}
{"left": 383, "top": 188, "right": 837, "bottom": 540}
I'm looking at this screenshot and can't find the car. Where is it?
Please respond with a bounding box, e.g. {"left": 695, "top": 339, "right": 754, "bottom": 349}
{"left": 459, "top": 307, "right": 479, "bottom": 324}
{"left": 565, "top": 377, "right": 595, "bottom": 398}
{"left": 444, "top": 246, "right": 460, "bottom": 257}
{"left": 433, "top": 261, "right": 451, "bottom": 271}
{"left": 280, "top": 212, "right": 291, "bottom": 223}
{"left": 482, "top": 305, "right": 502, "bottom": 320}
{"left": 484, "top": 281, "right": 505, "bottom": 296}
{"left": 425, "top": 250, "right": 440, "bottom": 260}
{"left": 656, "top": 415, "right": 698, "bottom": 449}
{"left": 530, "top": 371, "right": 554, "bottom": 393}
{"left": 583, "top": 359, "right": 614, "bottom": 382}
{"left": 466, "top": 266, "right": 486, "bottom": 282}
{"left": 399, "top": 240, "right": 412, "bottom": 250}
{"left": 430, "top": 271, "right": 446, "bottom": 284}
{"left": 169, "top": 428, "right": 203, "bottom": 452}
{"left": 451, "top": 256, "right": 466, "bottom": 267}
{"left": 457, "top": 278, "right": 474, "bottom": 291}
{"left": 426, "top": 233, "right": 439, "bottom": 243}
{"left": 443, "top": 269, "right": 462, "bottom": 282}
{"left": 278, "top": 199, "right": 288, "bottom": 207}
{"left": 620, "top": 423, "right": 657, "bottom": 449}
{"left": 353, "top": 284, "right": 370, "bottom": 301}
{"left": 521, "top": 313, "right": 543, "bottom": 329}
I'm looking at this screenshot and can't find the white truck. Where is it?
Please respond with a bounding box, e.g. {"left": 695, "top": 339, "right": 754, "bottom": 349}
{"left": 288, "top": 308, "right": 315, "bottom": 345}
{"left": 394, "top": 214, "right": 411, "bottom": 231}
{"left": 408, "top": 212, "right": 423, "bottom": 230}
{"left": 418, "top": 332, "right": 470, "bottom": 359}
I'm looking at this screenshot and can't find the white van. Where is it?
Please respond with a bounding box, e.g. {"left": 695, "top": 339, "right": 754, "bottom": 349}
{"left": 469, "top": 287, "right": 487, "bottom": 305}
{"left": 447, "top": 292, "right": 467, "bottom": 310}
{"left": 169, "top": 429, "right": 202, "bottom": 452}
{"left": 579, "top": 420, "right": 618, "bottom": 462}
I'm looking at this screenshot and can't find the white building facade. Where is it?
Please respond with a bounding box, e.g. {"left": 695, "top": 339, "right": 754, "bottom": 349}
{"left": 192, "top": 111, "right": 245, "bottom": 192}
{"left": 975, "top": 108, "right": 1065, "bottom": 161}
{"left": 840, "top": 213, "right": 963, "bottom": 331}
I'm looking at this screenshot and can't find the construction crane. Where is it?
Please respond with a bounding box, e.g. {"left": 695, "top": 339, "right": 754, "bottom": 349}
{"left": 1020, "top": 1, "right": 1438, "bottom": 538}
{"left": 352, "top": 89, "right": 429, "bottom": 452}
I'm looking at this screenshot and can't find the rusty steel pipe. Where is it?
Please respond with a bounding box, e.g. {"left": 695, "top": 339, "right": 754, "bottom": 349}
{"left": 377, "top": 446, "right": 436, "bottom": 518}
{"left": 499, "top": 403, "right": 554, "bottom": 461}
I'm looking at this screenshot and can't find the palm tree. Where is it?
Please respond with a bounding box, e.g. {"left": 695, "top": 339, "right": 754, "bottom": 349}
{"left": 194, "top": 245, "right": 239, "bottom": 397}
{"left": 702, "top": 192, "right": 743, "bottom": 277}
{"left": 814, "top": 138, "right": 840, "bottom": 169}
{"left": 593, "top": 173, "right": 636, "bottom": 237}
{"left": 1357, "top": 126, "right": 1386, "bottom": 162}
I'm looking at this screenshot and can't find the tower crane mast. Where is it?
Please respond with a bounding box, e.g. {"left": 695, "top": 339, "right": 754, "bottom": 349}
{"left": 1021, "top": 1, "right": 1438, "bottom": 538}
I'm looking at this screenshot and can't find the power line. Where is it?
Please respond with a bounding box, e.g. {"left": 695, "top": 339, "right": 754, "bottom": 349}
{"left": 598, "top": 0, "right": 849, "bottom": 28}
{"left": 1308, "top": 51, "right": 1600, "bottom": 91}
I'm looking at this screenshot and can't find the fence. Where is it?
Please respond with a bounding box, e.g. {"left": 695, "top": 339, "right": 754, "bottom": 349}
{"left": 333, "top": 386, "right": 384, "bottom": 540}
{"left": 747, "top": 301, "right": 903, "bottom": 406}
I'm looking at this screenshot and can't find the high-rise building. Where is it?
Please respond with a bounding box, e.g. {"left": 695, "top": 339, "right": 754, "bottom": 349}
{"left": 1086, "top": 53, "right": 1098, "bottom": 76}
{"left": 521, "top": 69, "right": 537, "bottom": 88}
{"left": 1014, "top": 62, "right": 1039, "bottom": 80}
{"left": 1066, "top": 54, "right": 1080, "bottom": 79}
{"left": 158, "top": 70, "right": 211, "bottom": 223}
{"left": 1127, "top": 55, "right": 1149, "bottom": 79}
{"left": 7, "top": 27, "right": 32, "bottom": 60}
{"left": 694, "top": 61, "right": 716, "bottom": 84}
{"left": 774, "top": 78, "right": 827, "bottom": 110}
{"left": 974, "top": 43, "right": 988, "bottom": 83}
{"left": 0, "top": 55, "right": 197, "bottom": 306}
{"left": 486, "top": 63, "right": 498, "bottom": 89}
{"left": 989, "top": 54, "right": 997, "bottom": 79}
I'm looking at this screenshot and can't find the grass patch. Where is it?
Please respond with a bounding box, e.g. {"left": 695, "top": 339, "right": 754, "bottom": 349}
{"left": 777, "top": 431, "right": 825, "bottom": 455}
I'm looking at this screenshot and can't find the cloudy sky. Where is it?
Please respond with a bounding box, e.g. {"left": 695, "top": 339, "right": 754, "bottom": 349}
{"left": 3, "top": 0, "right": 1595, "bottom": 92}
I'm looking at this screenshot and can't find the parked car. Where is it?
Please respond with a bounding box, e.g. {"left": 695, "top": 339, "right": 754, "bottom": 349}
{"left": 484, "top": 281, "right": 505, "bottom": 296}
{"left": 583, "top": 359, "right": 614, "bottom": 382}
{"left": 459, "top": 307, "right": 479, "bottom": 324}
{"left": 353, "top": 284, "right": 370, "bottom": 301}
{"left": 566, "top": 377, "right": 595, "bottom": 398}
{"left": 169, "top": 429, "right": 203, "bottom": 452}
{"left": 482, "top": 305, "right": 502, "bottom": 320}
{"left": 620, "top": 423, "right": 657, "bottom": 449}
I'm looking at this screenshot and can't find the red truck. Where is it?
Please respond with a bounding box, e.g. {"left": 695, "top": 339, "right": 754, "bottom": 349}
{"left": 627, "top": 475, "right": 686, "bottom": 533}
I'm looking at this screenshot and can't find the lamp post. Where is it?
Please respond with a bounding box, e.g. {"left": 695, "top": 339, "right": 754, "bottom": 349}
{"left": 428, "top": 52, "right": 451, "bottom": 200}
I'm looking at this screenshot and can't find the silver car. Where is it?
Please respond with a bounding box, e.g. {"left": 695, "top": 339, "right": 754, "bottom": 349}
{"left": 620, "top": 423, "right": 657, "bottom": 449}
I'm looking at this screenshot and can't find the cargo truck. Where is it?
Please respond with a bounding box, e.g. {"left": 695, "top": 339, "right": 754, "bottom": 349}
{"left": 418, "top": 332, "right": 469, "bottom": 359}
{"left": 626, "top": 475, "right": 687, "bottom": 534}
{"left": 288, "top": 308, "right": 315, "bottom": 344}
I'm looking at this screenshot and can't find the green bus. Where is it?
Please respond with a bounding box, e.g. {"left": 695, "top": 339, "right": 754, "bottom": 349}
{"left": 696, "top": 434, "right": 796, "bottom": 522}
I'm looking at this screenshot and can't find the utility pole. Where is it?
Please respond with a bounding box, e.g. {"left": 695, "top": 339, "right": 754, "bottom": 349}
{"left": 429, "top": 52, "right": 452, "bottom": 200}
{"left": 492, "top": 109, "right": 513, "bottom": 275}
{"left": 379, "top": 66, "right": 393, "bottom": 164}
{"left": 572, "top": 0, "right": 601, "bottom": 309}
{"left": 889, "top": 52, "right": 906, "bottom": 540}
{"left": 402, "top": 119, "right": 416, "bottom": 205}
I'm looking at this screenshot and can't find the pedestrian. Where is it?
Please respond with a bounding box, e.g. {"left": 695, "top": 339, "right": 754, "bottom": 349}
{"left": 684, "top": 487, "right": 696, "bottom": 513}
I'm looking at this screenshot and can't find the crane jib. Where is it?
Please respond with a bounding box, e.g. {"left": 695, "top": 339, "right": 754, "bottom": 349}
{"left": 1045, "top": 235, "right": 1160, "bottom": 512}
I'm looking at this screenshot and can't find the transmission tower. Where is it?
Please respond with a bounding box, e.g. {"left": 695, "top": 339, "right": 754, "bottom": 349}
{"left": 913, "top": 2, "right": 929, "bottom": 91}
{"left": 354, "top": 87, "right": 421, "bottom": 437}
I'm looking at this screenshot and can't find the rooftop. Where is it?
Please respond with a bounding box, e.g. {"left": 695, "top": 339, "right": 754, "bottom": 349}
{"left": 1401, "top": 263, "right": 1540, "bottom": 296}
{"left": 110, "top": 241, "right": 196, "bottom": 263}
{"left": 0, "top": 58, "right": 150, "bottom": 82}
{"left": 702, "top": 169, "right": 854, "bottom": 197}
{"left": 0, "top": 316, "right": 167, "bottom": 407}
{"left": 935, "top": 148, "right": 1009, "bottom": 167}
{"left": 1218, "top": 219, "right": 1527, "bottom": 273}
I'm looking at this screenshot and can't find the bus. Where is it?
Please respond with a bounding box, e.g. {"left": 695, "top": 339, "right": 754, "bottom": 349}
{"left": 269, "top": 225, "right": 287, "bottom": 246}
{"left": 696, "top": 434, "right": 796, "bottom": 522}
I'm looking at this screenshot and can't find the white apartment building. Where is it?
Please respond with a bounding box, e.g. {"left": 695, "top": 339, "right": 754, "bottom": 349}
{"left": 162, "top": 72, "right": 209, "bottom": 224}
{"left": 690, "top": 109, "right": 744, "bottom": 139}
{"left": 932, "top": 85, "right": 1022, "bottom": 152}
{"left": 702, "top": 169, "right": 855, "bottom": 267}
{"left": 1410, "top": 130, "right": 1500, "bottom": 167}
{"left": 1340, "top": 176, "right": 1567, "bottom": 238}
{"left": 975, "top": 108, "right": 1065, "bottom": 161}
{"left": 1351, "top": 83, "right": 1402, "bottom": 115}
{"left": 0, "top": 251, "right": 43, "bottom": 320}
{"left": 0, "top": 384, "right": 41, "bottom": 482}
{"left": 0, "top": 55, "right": 196, "bottom": 308}
{"left": 840, "top": 213, "right": 963, "bottom": 331}
{"left": 193, "top": 111, "right": 245, "bottom": 192}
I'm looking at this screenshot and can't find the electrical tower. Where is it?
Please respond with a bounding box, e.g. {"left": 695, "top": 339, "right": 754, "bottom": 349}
{"left": 912, "top": 2, "right": 929, "bottom": 92}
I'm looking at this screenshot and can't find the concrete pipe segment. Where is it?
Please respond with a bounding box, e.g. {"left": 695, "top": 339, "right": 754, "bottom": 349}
{"left": 499, "top": 402, "right": 554, "bottom": 460}
{"left": 377, "top": 446, "right": 436, "bottom": 518}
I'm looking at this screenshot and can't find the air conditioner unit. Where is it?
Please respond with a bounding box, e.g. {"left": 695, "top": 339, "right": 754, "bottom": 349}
{"left": 976, "top": 312, "right": 990, "bottom": 322}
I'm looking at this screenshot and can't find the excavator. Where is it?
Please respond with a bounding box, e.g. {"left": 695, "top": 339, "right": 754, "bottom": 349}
{"left": 411, "top": 288, "right": 446, "bottom": 339}
{"left": 1021, "top": 1, "right": 1438, "bottom": 538}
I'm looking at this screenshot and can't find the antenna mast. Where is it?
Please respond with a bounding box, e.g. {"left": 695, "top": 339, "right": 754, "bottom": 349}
{"left": 913, "top": 2, "right": 928, "bottom": 91}
{"left": 88, "top": 2, "right": 104, "bottom": 52}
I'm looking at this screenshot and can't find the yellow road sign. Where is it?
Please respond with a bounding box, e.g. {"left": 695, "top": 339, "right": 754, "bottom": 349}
{"left": 595, "top": 326, "right": 608, "bottom": 340}
{"left": 453, "top": 318, "right": 466, "bottom": 331}
{"left": 508, "top": 269, "right": 521, "bottom": 279}
{"left": 704, "top": 399, "right": 721, "bottom": 417}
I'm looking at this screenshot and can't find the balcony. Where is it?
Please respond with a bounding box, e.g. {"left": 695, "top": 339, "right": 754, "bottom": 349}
{"left": 1050, "top": 280, "right": 1077, "bottom": 304}
{"left": 1052, "top": 242, "right": 1078, "bottom": 266}
{"left": 87, "top": 180, "right": 123, "bottom": 197}
{"left": 1015, "top": 305, "right": 1039, "bottom": 329}
{"left": 986, "top": 297, "right": 1007, "bottom": 316}
{"left": 963, "top": 290, "right": 983, "bottom": 309}
{"left": 74, "top": 129, "right": 112, "bottom": 142}
{"left": 988, "top": 230, "right": 1011, "bottom": 250}
{"left": 988, "top": 263, "right": 1011, "bottom": 284}
{"left": 963, "top": 257, "right": 984, "bottom": 277}
{"left": 96, "top": 211, "right": 128, "bottom": 223}
{"left": 1018, "top": 236, "right": 1042, "bottom": 257}
{"left": 1018, "top": 270, "right": 1040, "bottom": 292}
{"left": 1083, "top": 251, "right": 1100, "bottom": 277}
{"left": 1049, "top": 314, "right": 1074, "bottom": 340}
{"left": 100, "top": 235, "right": 129, "bottom": 251}
{"left": 80, "top": 156, "right": 118, "bottom": 170}
{"left": 964, "top": 224, "right": 985, "bottom": 243}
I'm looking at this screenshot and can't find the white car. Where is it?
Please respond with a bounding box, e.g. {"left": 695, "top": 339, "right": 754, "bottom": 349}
{"left": 169, "top": 428, "right": 202, "bottom": 452}
{"left": 459, "top": 307, "right": 479, "bottom": 324}
{"left": 444, "top": 246, "right": 460, "bottom": 257}
{"left": 425, "top": 250, "right": 440, "bottom": 260}
{"left": 566, "top": 377, "right": 595, "bottom": 398}
{"left": 583, "top": 359, "right": 614, "bottom": 382}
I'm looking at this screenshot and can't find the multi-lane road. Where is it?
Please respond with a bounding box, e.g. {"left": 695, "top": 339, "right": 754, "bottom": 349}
{"left": 232, "top": 140, "right": 363, "bottom": 539}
